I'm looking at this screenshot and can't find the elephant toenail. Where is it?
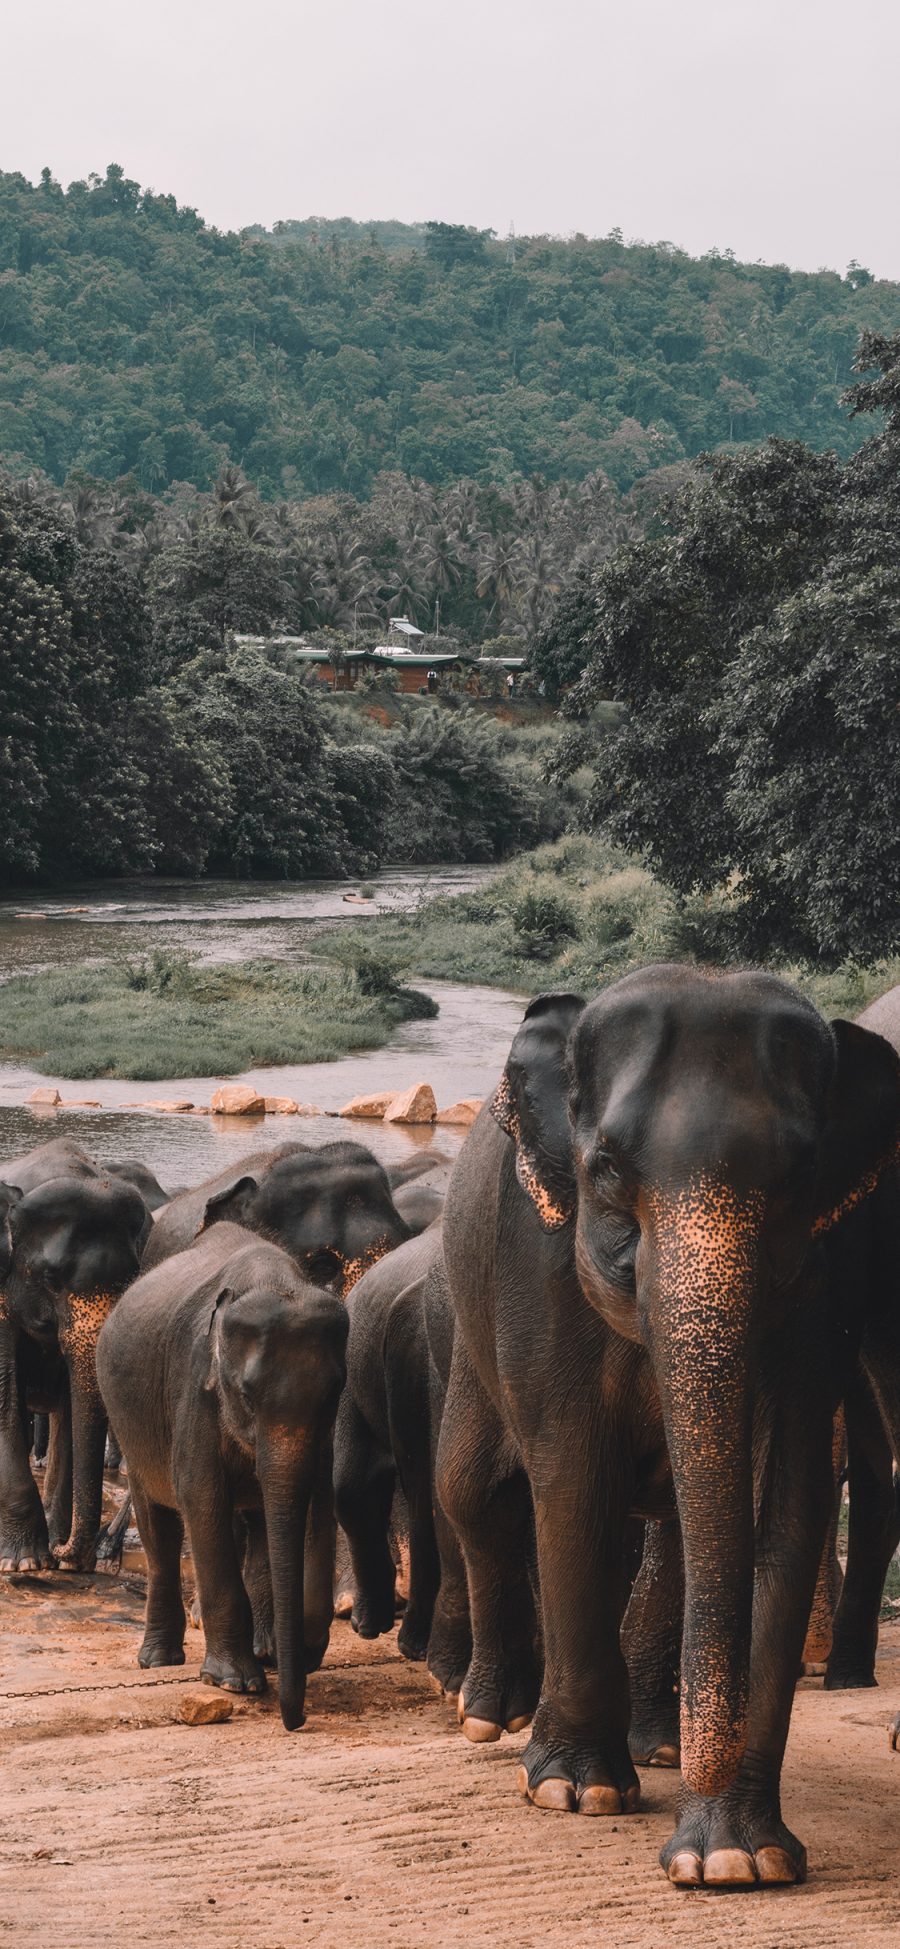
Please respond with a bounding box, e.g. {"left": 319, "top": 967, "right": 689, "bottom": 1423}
{"left": 530, "top": 1778, "right": 577, "bottom": 1812}
{"left": 667, "top": 1851, "right": 703, "bottom": 1886}
{"left": 577, "top": 1784, "right": 621, "bottom": 1815}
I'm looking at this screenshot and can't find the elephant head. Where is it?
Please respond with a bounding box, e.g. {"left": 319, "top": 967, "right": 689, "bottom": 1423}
{"left": 203, "top": 1267, "right": 348, "bottom": 1729}
{"left": 200, "top": 1143, "right": 410, "bottom": 1296}
{"left": 4, "top": 1172, "right": 151, "bottom": 1567}
{"left": 490, "top": 967, "right": 900, "bottom": 1797}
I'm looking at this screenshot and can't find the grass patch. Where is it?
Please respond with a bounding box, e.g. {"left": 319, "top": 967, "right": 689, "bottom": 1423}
{"left": 315, "top": 833, "right": 900, "bottom": 1019}
{"left": 0, "top": 951, "right": 437, "bottom": 1081}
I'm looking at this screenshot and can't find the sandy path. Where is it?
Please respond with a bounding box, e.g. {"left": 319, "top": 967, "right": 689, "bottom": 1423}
{"left": 0, "top": 1574, "right": 897, "bottom": 1949}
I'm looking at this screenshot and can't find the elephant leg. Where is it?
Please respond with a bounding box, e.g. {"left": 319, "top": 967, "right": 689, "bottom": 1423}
{"left": 95, "top": 1490, "right": 134, "bottom": 1570}
{"left": 515, "top": 1407, "right": 638, "bottom": 1814}
{"left": 662, "top": 1374, "right": 834, "bottom": 1889}
{"left": 239, "top": 1508, "right": 276, "bottom": 1666}
{"left": 622, "top": 1518, "right": 683, "bottom": 1768}
{"left": 132, "top": 1478, "right": 186, "bottom": 1668}
{"left": 333, "top": 1394, "right": 397, "bottom": 1641}
{"left": 105, "top": 1427, "right": 124, "bottom": 1473}
{"left": 183, "top": 1475, "right": 265, "bottom": 1697}
{"left": 44, "top": 1404, "right": 73, "bottom": 1551}
{"left": 31, "top": 1412, "right": 49, "bottom": 1468}
{"left": 0, "top": 1319, "right": 51, "bottom": 1570}
{"left": 426, "top": 1495, "right": 472, "bottom": 1697}
{"left": 827, "top": 1375, "right": 899, "bottom": 1688}
{"left": 435, "top": 1335, "right": 540, "bottom": 1743}
{"left": 802, "top": 1405, "right": 846, "bottom": 1670}
{"left": 386, "top": 1303, "right": 441, "bottom": 1664}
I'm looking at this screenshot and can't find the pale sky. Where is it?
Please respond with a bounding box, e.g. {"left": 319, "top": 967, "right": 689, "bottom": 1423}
{"left": 4, "top": 0, "right": 900, "bottom": 278}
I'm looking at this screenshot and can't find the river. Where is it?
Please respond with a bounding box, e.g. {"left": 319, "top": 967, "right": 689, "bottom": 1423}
{"left": 0, "top": 869, "right": 526, "bottom": 1187}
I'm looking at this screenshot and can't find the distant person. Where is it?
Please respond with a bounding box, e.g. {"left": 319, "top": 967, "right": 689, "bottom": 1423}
{"left": 427, "top": 667, "right": 438, "bottom": 693}
{"left": 506, "top": 672, "right": 515, "bottom": 696}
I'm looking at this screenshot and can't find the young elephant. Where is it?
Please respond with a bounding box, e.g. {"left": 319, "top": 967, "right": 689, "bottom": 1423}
{"left": 438, "top": 967, "right": 900, "bottom": 1889}
{"left": 96, "top": 1223, "right": 348, "bottom": 1731}
{"left": 0, "top": 1145, "right": 151, "bottom": 1571}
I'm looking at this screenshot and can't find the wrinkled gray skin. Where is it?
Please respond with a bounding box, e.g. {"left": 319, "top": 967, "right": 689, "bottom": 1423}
{"left": 105, "top": 1162, "right": 175, "bottom": 1213}
{"left": 334, "top": 1229, "right": 444, "bottom": 1660}
{"left": 0, "top": 1141, "right": 151, "bottom": 1571}
{"left": 142, "top": 1141, "right": 410, "bottom": 1292}
{"left": 392, "top": 1180, "right": 445, "bottom": 1236}
{"left": 97, "top": 1223, "right": 348, "bottom": 1730}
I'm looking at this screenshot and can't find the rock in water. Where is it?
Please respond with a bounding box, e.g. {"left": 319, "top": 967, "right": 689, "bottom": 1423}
{"left": 383, "top": 1083, "right": 437, "bottom": 1125}
{"left": 435, "top": 1099, "right": 482, "bottom": 1126}
{"left": 339, "top": 1091, "right": 396, "bottom": 1119}
{"left": 210, "top": 1085, "right": 266, "bottom": 1116}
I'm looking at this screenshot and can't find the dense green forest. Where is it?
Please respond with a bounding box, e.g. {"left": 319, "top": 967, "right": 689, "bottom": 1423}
{"left": 1, "top": 164, "right": 898, "bottom": 498}
{"left": 537, "top": 331, "right": 900, "bottom": 965}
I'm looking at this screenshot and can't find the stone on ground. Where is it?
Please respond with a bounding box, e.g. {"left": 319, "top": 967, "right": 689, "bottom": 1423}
{"left": 178, "top": 1692, "right": 234, "bottom": 1726}
{"left": 28, "top": 1087, "right": 61, "bottom": 1105}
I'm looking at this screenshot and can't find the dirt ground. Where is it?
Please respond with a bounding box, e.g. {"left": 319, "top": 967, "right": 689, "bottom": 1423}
{"left": 0, "top": 1570, "right": 897, "bottom": 1949}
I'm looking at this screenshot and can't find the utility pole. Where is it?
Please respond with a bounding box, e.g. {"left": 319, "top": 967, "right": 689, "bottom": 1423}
{"left": 506, "top": 220, "right": 516, "bottom": 266}
{"left": 434, "top": 597, "right": 441, "bottom": 638}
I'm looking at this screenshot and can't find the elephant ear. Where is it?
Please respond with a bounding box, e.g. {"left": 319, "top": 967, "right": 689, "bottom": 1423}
{"left": 200, "top": 1174, "right": 259, "bottom": 1234}
{"left": 201, "top": 1283, "right": 235, "bottom": 1391}
{"left": 813, "top": 1021, "right": 900, "bottom": 1236}
{"left": 0, "top": 1183, "right": 22, "bottom": 1285}
{"left": 490, "top": 993, "right": 585, "bottom": 1230}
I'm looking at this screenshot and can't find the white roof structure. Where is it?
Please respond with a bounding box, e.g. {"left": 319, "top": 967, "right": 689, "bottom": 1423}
{"left": 388, "top": 616, "right": 425, "bottom": 639}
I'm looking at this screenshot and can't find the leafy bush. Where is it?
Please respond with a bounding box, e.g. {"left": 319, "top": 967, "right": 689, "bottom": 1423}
{"left": 512, "top": 890, "right": 581, "bottom": 958}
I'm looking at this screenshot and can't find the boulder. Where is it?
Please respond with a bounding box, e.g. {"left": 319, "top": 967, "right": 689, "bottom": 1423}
{"left": 210, "top": 1085, "right": 266, "bottom": 1117}
{"left": 383, "top": 1082, "right": 437, "bottom": 1126}
{"left": 339, "top": 1091, "right": 395, "bottom": 1120}
{"left": 264, "top": 1096, "right": 299, "bottom": 1115}
{"left": 28, "top": 1087, "right": 61, "bottom": 1106}
{"left": 62, "top": 1099, "right": 101, "bottom": 1108}
{"left": 435, "top": 1098, "right": 483, "bottom": 1127}
{"left": 149, "top": 1100, "right": 194, "bottom": 1114}
{"left": 178, "top": 1692, "right": 234, "bottom": 1726}
{"left": 296, "top": 1103, "right": 322, "bottom": 1117}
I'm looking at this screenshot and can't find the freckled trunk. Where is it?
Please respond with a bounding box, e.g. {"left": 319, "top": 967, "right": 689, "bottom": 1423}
{"left": 259, "top": 1436, "right": 318, "bottom": 1731}
{"left": 647, "top": 1186, "right": 759, "bottom": 1797}
{"left": 58, "top": 1300, "right": 113, "bottom": 1569}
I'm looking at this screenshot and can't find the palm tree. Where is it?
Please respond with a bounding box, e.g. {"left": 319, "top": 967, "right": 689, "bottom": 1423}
{"left": 209, "top": 462, "right": 256, "bottom": 529}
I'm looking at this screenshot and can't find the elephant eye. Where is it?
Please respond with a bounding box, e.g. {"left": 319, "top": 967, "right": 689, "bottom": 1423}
{"left": 593, "top": 1147, "right": 622, "bottom": 1184}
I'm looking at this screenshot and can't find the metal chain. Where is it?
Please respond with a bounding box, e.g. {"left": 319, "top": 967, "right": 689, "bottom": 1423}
{"left": 0, "top": 1654, "right": 399, "bottom": 1703}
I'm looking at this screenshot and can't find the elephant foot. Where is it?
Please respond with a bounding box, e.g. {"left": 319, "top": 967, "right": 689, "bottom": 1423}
{"left": 0, "top": 1512, "right": 52, "bottom": 1574}
{"left": 824, "top": 1654, "right": 877, "bottom": 1690}
{"left": 890, "top": 1713, "right": 899, "bottom": 1752}
{"left": 139, "top": 1634, "right": 186, "bottom": 1669}
{"left": 350, "top": 1586, "right": 396, "bottom": 1641}
{"left": 457, "top": 1649, "right": 542, "bottom": 1746}
{"left": 517, "top": 1710, "right": 640, "bottom": 1814}
{"left": 397, "top": 1605, "right": 432, "bottom": 1664}
{"left": 253, "top": 1626, "right": 278, "bottom": 1670}
{"left": 662, "top": 1788, "right": 806, "bottom": 1888}
{"left": 334, "top": 1586, "right": 354, "bottom": 1618}
{"left": 52, "top": 1536, "right": 97, "bottom": 1573}
{"left": 628, "top": 1697, "right": 681, "bottom": 1769}
{"left": 201, "top": 1646, "right": 267, "bottom": 1695}
{"left": 425, "top": 1609, "right": 471, "bottom": 1699}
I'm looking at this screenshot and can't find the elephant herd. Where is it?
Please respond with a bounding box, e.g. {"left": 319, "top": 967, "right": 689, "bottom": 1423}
{"left": 2, "top": 963, "right": 899, "bottom": 1897}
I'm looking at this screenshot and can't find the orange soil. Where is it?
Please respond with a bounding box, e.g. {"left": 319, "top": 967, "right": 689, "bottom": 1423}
{"left": 0, "top": 1572, "right": 897, "bottom": 1949}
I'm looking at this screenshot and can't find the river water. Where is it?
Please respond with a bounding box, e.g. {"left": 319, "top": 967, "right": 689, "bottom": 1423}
{"left": 0, "top": 869, "right": 526, "bottom": 1188}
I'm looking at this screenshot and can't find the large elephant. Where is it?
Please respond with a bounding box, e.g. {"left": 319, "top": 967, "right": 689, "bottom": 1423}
{"left": 142, "top": 1141, "right": 410, "bottom": 1291}
{"left": 437, "top": 966, "right": 900, "bottom": 1889}
{"left": 0, "top": 1142, "right": 151, "bottom": 1570}
{"left": 96, "top": 1222, "right": 348, "bottom": 1730}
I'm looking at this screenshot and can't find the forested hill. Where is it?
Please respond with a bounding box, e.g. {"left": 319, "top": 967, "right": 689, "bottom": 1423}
{"left": 1, "top": 163, "right": 899, "bottom": 499}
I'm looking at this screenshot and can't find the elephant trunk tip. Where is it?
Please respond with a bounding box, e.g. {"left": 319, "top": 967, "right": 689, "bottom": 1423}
{"left": 279, "top": 1687, "right": 307, "bottom": 1732}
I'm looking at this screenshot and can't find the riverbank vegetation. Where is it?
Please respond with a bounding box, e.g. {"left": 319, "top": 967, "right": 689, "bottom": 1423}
{"left": 1, "top": 166, "right": 895, "bottom": 496}
{"left": 323, "top": 835, "right": 900, "bottom": 1022}
{"left": 0, "top": 949, "right": 437, "bottom": 1080}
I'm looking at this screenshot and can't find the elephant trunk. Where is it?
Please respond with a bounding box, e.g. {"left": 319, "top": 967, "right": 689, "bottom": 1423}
{"left": 646, "top": 1179, "right": 761, "bottom": 1797}
{"left": 259, "top": 1430, "right": 318, "bottom": 1731}
{"left": 57, "top": 1292, "right": 115, "bottom": 1569}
